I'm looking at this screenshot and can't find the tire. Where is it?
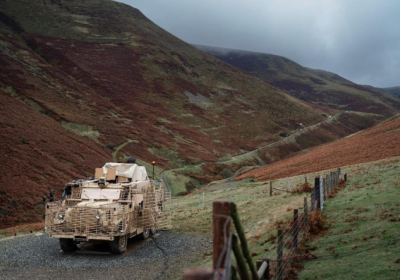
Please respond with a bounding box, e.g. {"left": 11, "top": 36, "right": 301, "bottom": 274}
{"left": 59, "top": 238, "right": 77, "bottom": 253}
{"left": 150, "top": 226, "right": 156, "bottom": 236}
{"left": 110, "top": 234, "right": 128, "bottom": 254}
{"left": 138, "top": 228, "right": 149, "bottom": 240}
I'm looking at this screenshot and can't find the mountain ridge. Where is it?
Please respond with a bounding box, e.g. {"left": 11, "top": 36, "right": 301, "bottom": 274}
{"left": 194, "top": 44, "right": 400, "bottom": 117}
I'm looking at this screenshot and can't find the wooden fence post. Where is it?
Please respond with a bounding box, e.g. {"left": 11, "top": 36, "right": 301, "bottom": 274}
{"left": 270, "top": 181, "right": 273, "bottom": 197}
{"left": 337, "top": 171, "right": 340, "bottom": 186}
{"left": 310, "top": 192, "right": 315, "bottom": 211}
{"left": 334, "top": 172, "right": 336, "bottom": 187}
{"left": 304, "top": 197, "right": 308, "bottom": 227}
{"left": 314, "top": 177, "right": 321, "bottom": 210}
{"left": 213, "top": 200, "right": 231, "bottom": 275}
{"left": 257, "top": 260, "right": 269, "bottom": 280}
{"left": 257, "top": 260, "right": 262, "bottom": 271}
{"left": 231, "top": 203, "right": 260, "bottom": 280}
{"left": 277, "top": 229, "right": 283, "bottom": 280}
{"left": 325, "top": 178, "right": 328, "bottom": 199}
{"left": 293, "top": 209, "right": 298, "bottom": 252}
{"left": 326, "top": 175, "right": 330, "bottom": 196}
{"left": 344, "top": 173, "right": 347, "bottom": 182}
{"left": 336, "top": 171, "right": 339, "bottom": 187}
{"left": 232, "top": 235, "right": 250, "bottom": 280}
{"left": 319, "top": 176, "right": 324, "bottom": 210}
{"left": 305, "top": 174, "right": 308, "bottom": 184}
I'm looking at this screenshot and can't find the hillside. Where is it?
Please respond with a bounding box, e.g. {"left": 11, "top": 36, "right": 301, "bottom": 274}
{"left": 0, "top": 0, "right": 326, "bottom": 227}
{"left": 381, "top": 86, "right": 400, "bottom": 99}
{"left": 194, "top": 45, "right": 400, "bottom": 117}
{"left": 237, "top": 114, "right": 400, "bottom": 181}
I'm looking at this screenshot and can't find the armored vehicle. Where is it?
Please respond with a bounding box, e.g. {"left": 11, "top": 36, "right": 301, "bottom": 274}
{"left": 45, "top": 162, "right": 171, "bottom": 253}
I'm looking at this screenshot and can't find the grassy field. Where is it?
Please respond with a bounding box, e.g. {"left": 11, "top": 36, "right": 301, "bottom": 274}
{"left": 172, "top": 156, "right": 400, "bottom": 277}
{"left": 300, "top": 158, "right": 400, "bottom": 279}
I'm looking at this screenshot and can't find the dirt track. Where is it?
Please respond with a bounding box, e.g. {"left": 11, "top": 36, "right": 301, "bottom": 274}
{"left": 238, "top": 115, "right": 400, "bottom": 181}
{"left": 0, "top": 231, "right": 210, "bottom": 280}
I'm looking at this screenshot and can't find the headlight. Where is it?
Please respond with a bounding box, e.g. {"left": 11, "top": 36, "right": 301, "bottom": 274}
{"left": 95, "top": 215, "right": 100, "bottom": 220}
{"left": 58, "top": 213, "right": 64, "bottom": 219}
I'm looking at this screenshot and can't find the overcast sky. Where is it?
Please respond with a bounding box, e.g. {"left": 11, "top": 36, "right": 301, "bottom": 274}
{"left": 119, "top": 0, "right": 400, "bottom": 88}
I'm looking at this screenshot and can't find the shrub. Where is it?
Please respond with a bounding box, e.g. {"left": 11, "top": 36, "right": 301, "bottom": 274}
{"left": 106, "top": 144, "right": 115, "bottom": 150}
{"left": 10, "top": 199, "right": 17, "bottom": 207}
{"left": 220, "top": 168, "right": 234, "bottom": 178}
{"left": 0, "top": 207, "right": 9, "bottom": 216}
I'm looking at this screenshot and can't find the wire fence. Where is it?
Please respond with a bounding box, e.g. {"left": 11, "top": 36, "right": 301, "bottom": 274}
{"left": 262, "top": 168, "right": 343, "bottom": 280}
{"left": 184, "top": 168, "right": 346, "bottom": 280}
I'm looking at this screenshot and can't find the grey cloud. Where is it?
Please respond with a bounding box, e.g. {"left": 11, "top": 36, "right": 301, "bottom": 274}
{"left": 120, "top": 0, "right": 400, "bottom": 87}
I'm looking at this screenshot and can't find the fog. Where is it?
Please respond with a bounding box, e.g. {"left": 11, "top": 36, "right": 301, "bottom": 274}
{"left": 119, "top": 0, "right": 400, "bottom": 87}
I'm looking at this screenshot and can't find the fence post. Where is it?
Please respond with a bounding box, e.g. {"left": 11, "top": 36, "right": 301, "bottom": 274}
{"left": 256, "top": 260, "right": 264, "bottom": 280}
{"left": 270, "top": 181, "right": 273, "bottom": 197}
{"left": 257, "top": 260, "right": 262, "bottom": 271}
{"left": 232, "top": 235, "right": 251, "bottom": 280}
{"left": 326, "top": 175, "right": 330, "bottom": 196}
{"left": 344, "top": 173, "right": 347, "bottom": 182}
{"left": 277, "top": 229, "right": 283, "bottom": 280}
{"left": 293, "top": 209, "right": 298, "bottom": 252}
{"left": 213, "top": 200, "right": 231, "bottom": 275}
{"left": 319, "top": 176, "right": 324, "bottom": 210}
{"left": 337, "top": 171, "right": 340, "bottom": 186}
{"left": 231, "top": 266, "right": 239, "bottom": 280}
{"left": 314, "top": 177, "right": 321, "bottom": 210}
{"left": 310, "top": 192, "right": 315, "bottom": 211}
{"left": 287, "top": 177, "right": 291, "bottom": 192}
{"left": 303, "top": 197, "right": 308, "bottom": 226}
{"left": 305, "top": 174, "right": 307, "bottom": 184}
{"left": 231, "top": 203, "right": 260, "bottom": 280}
{"left": 336, "top": 172, "right": 339, "bottom": 187}
{"left": 202, "top": 192, "right": 205, "bottom": 209}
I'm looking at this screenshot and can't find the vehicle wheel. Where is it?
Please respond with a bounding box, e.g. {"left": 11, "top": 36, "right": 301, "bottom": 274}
{"left": 150, "top": 226, "right": 156, "bottom": 236}
{"left": 59, "top": 238, "right": 77, "bottom": 253}
{"left": 138, "top": 228, "right": 149, "bottom": 240}
{"left": 110, "top": 234, "right": 128, "bottom": 254}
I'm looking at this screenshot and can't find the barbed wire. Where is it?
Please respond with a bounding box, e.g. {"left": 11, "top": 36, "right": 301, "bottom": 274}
{"left": 214, "top": 214, "right": 232, "bottom": 280}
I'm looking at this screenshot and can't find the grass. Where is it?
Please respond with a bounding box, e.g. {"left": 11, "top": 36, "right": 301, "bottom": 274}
{"left": 171, "top": 156, "right": 400, "bottom": 277}
{"left": 166, "top": 170, "right": 192, "bottom": 196}
{"left": 61, "top": 121, "right": 100, "bottom": 140}
{"left": 171, "top": 170, "right": 317, "bottom": 268}
{"left": 299, "top": 158, "right": 400, "bottom": 280}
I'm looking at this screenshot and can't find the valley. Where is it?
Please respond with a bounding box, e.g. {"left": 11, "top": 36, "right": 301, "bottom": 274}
{"left": 0, "top": 0, "right": 399, "bottom": 279}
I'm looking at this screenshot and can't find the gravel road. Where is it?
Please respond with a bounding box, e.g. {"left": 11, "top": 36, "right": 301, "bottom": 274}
{"left": 0, "top": 232, "right": 211, "bottom": 280}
